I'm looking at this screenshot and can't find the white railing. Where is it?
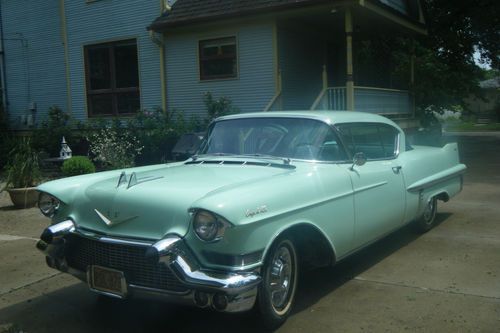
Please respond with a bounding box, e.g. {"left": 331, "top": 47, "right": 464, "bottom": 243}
{"left": 311, "top": 87, "right": 347, "bottom": 110}
{"left": 311, "top": 86, "right": 411, "bottom": 115}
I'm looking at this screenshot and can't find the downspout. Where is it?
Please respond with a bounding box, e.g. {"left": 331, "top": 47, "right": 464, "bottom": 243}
{"left": 0, "top": 0, "right": 9, "bottom": 118}
{"left": 59, "top": 0, "right": 72, "bottom": 115}
{"left": 154, "top": 0, "right": 167, "bottom": 112}
{"left": 150, "top": 29, "right": 167, "bottom": 112}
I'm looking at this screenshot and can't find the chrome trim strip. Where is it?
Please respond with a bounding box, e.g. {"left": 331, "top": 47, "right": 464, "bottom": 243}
{"left": 353, "top": 181, "right": 388, "bottom": 194}
{"left": 407, "top": 165, "right": 467, "bottom": 192}
{"left": 98, "top": 236, "right": 153, "bottom": 247}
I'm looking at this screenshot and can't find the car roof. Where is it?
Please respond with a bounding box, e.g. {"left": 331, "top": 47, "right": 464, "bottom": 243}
{"left": 216, "top": 111, "right": 401, "bottom": 129}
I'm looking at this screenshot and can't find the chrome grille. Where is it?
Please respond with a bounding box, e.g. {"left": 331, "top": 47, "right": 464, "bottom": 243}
{"left": 65, "top": 234, "right": 187, "bottom": 293}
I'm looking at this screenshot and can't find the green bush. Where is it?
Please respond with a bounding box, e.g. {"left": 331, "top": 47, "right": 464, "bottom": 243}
{"left": 61, "top": 156, "right": 96, "bottom": 176}
{"left": 4, "top": 138, "right": 41, "bottom": 188}
{"left": 203, "top": 92, "right": 239, "bottom": 122}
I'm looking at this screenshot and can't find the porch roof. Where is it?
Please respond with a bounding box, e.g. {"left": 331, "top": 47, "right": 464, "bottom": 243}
{"left": 148, "top": 0, "right": 426, "bottom": 33}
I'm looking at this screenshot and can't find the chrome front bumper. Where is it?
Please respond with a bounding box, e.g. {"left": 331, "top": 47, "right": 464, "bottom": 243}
{"left": 37, "top": 220, "right": 261, "bottom": 313}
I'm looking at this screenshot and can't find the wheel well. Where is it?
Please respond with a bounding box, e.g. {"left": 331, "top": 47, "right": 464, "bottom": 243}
{"left": 282, "top": 224, "right": 336, "bottom": 270}
{"left": 435, "top": 192, "right": 450, "bottom": 202}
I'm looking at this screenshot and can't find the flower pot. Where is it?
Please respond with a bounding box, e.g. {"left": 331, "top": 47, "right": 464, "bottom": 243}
{"left": 6, "top": 187, "right": 39, "bottom": 208}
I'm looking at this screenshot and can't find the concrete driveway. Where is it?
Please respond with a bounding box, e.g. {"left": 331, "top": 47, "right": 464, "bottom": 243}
{"left": 0, "top": 133, "right": 499, "bottom": 332}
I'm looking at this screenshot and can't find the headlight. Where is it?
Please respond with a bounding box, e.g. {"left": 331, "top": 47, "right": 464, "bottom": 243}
{"left": 38, "top": 192, "right": 61, "bottom": 217}
{"left": 193, "top": 210, "right": 231, "bottom": 242}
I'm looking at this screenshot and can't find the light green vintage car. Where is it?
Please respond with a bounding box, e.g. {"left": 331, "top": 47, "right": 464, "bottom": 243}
{"left": 36, "top": 111, "right": 466, "bottom": 328}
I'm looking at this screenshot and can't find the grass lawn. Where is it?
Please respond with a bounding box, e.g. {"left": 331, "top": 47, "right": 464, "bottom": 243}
{"left": 444, "top": 121, "right": 500, "bottom": 132}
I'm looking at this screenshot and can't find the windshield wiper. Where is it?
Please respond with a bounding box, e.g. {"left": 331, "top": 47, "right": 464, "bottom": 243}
{"left": 240, "top": 154, "right": 291, "bottom": 165}
{"left": 191, "top": 153, "right": 291, "bottom": 165}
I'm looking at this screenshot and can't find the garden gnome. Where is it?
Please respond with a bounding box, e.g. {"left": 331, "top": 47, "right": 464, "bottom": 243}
{"left": 60, "top": 136, "right": 72, "bottom": 159}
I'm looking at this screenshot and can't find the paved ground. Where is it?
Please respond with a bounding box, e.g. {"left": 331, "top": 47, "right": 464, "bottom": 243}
{"left": 0, "top": 133, "right": 499, "bottom": 332}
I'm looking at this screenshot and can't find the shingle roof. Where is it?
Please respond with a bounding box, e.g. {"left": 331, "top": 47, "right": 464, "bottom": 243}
{"left": 148, "top": 0, "right": 331, "bottom": 31}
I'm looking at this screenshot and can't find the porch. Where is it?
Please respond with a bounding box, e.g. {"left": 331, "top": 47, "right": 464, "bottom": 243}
{"left": 264, "top": 1, "right": 423, "bottom": 124}
{"left": 310, "top": 86, "right": 412, "bottom": 116}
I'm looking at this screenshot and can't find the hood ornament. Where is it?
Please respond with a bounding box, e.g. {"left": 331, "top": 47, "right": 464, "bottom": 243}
{"left": 95, "top": 209, "right": 137, "bottom": 227}
{"left": 116, "top": 171, "right": 164, "bottom": 189}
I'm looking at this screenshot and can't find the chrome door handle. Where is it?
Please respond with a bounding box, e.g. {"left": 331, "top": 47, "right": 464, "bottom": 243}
{"left": 392, "top": 166, "right": 402, "bottom": 174}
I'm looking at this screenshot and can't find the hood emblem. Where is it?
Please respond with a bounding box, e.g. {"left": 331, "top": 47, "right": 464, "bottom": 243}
{"left": 95, "top": 209, "right": 137, "bottom": 227}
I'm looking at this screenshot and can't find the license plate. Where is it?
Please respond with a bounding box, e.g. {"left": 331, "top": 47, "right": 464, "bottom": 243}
{"left": 90, "top": 266, "right": 127, "bottom": 297}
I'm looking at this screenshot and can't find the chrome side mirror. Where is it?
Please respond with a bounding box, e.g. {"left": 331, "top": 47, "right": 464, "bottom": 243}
{"left": 350, "top": 152, "right": 366, "bottom": 170}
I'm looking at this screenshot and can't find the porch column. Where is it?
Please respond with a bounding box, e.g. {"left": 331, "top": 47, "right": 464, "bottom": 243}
{"left": 345, "top": 8, "right": 354, "bottom": 111}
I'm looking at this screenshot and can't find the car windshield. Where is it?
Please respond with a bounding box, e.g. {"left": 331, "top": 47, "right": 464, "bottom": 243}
{"left": 198, "top": 117, "right": 348, "bottom": 162}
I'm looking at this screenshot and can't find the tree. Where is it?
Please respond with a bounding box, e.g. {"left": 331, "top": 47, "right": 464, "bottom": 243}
{"left": 395, "top": 0, "right": 500, "bottom": 110}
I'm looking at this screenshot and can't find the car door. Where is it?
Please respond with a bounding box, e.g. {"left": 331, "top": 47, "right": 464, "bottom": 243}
{"left": 337, "top": 123, "right": 406, "bottom": 249}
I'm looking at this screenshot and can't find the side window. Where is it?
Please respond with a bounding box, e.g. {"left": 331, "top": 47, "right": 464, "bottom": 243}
{"left": 337, "top": 123, "right": 399, "bottom": 160}
{"left": 378, "top": 125, "right": 399, "bottom": 158}
{"left": 316, "top": 128, "right": 348, "bottom": 162}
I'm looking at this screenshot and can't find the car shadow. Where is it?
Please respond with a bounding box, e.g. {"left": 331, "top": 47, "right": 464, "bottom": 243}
{"left": 0, "top": 214, "right": 451, "bottom": 333}
{"left": 0, "top": 205, "right": 26, "bottom": 211}
{"left": 293, "top": 212, "right": 451, "bottom": 313}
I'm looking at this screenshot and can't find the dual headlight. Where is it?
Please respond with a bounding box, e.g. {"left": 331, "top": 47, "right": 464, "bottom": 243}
{"left": 192, "top": 210, "right": 232, "bottom": 242}
{"left": 38, "top": 192, "right": 61, "bottom": 217}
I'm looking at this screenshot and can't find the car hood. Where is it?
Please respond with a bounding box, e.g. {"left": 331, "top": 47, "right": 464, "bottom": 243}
{"left": 38, "top": 161, "right": 295, "bottom": 240}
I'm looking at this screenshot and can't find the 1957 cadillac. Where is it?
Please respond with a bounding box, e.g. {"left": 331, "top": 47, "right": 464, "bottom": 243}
{"left": 36, "top": 111, "right": 466, "bottom": 328}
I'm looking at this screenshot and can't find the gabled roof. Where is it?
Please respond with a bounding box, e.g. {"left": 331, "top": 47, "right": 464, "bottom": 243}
{"left": 149, "top": 0, "right": 332, "bottom": 31}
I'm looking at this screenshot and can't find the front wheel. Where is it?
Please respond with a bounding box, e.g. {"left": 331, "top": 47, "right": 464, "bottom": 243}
{"left": 257, "top": 237, "right": 298, "bottom": 330}
{"left": 414, "top": 197, "right": 437, "bottom": 233}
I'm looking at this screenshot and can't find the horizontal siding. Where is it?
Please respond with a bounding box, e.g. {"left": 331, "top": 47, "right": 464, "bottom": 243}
{"left": 64, "top": 0, "right": 162, "bottom": 121}
{"left": 278, "top": 25, "right": 324, "bottom": 110}
{"left": 1, "top": 0, "right": 67, "bottom": 128}
{"left": 165, "top": 22, "right": 276, "bottom": 119}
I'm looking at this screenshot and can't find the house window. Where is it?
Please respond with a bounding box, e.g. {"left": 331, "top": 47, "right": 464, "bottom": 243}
{"left": 85, "top": 39, "right": 140, "bottom": 116}
{"left": 199, "top": 37, "right": 237, "bottom": 80}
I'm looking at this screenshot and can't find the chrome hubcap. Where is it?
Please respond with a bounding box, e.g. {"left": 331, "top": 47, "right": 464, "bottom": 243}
{"left": 268, "top": 246, "right": 293, "bottom": 310}
{"left": 423, "top": 199, "right": 435, "bottom": 224}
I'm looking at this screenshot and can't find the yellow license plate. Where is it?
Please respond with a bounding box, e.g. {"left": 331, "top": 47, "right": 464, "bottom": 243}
{"left": 90, "top": 266, "right": 127, "bottom": 297}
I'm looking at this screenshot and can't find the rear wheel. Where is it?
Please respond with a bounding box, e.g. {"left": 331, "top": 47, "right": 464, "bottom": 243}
{"left": 415, "top": 197, "right": 437, "bottom": 233}
{"left": 257, "top": 237, "right": 298, "bottom": 330}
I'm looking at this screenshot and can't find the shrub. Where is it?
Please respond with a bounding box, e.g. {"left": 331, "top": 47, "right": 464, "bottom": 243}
{"left": 203, "top": 92, "right": 239, "bottom": 122}
{"left": 88, "top": 126, "right": 143, "bottom": 170}
{"left": 32, "top": 106, "right": 90, "bottom": 157}
{"left": 127, "top": 108, "right": 202, "bottom": 165}
{"left": 61, "top": 156, "right": 96, "bottom": 176}
{"left": 4, "top": 138, "right": 40, "bottom": 188}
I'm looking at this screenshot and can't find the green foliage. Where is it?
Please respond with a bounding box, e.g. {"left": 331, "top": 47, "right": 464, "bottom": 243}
{"left": 3, "top": 138, "right": 40, "bottom": 188}
{"left": 125, "top": 108, "right": 202, "bottom": 165}
{"left": 370, "top": 0, "right": 499, "bottom": 113}
{"left": 87, "top": 124, "right": 143, "bottom": 170}
{"left": 0, "top": 132, "right": 16, "bottom": 170}
{"left": 203, "top": 92, "right": 239, "bottom": 122}
{"left": 32, "top": 106, "right": 82, "bottom": 156}
{"left": 61, "top": 156, "right": 96, "bottom": 176}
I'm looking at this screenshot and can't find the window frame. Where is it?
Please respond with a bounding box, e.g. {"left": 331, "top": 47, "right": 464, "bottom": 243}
{"left": 84, "top": 39, "right": 141, "bottom": 117}
{"left": 198, "top": 36, "right": 238, "bottom": 81}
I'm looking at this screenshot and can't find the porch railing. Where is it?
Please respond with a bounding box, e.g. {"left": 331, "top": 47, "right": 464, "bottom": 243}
{"left": 263, "top": 92, "right": 282, "bottom": 112}
{"left": 311, "top": 86, "right": 411, "bottom": 116}
{"left": 311, "top": 87, "right": 347, "bottom": 110}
